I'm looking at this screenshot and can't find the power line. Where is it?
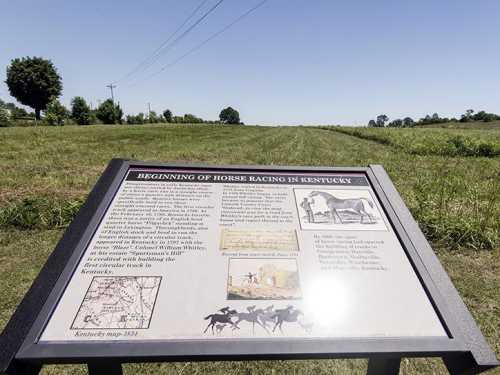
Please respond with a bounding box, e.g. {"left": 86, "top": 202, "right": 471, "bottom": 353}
{"left": 129, "top": 0, "right": 270, "bottom": 87}
{"left": 114, "top": 0, "right": 225, "bottom": 85}
{"left": 113, "top": 0, "right": 210, "bottom": 85}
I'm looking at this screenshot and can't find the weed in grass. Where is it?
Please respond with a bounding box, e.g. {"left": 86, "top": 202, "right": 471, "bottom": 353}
{"left": 0, "top": 197, "right": 83, "bottom": 229}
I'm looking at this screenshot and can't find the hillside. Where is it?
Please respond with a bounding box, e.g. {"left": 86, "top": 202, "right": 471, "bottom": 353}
{"left": 0, "top": 124, "right": 498, "bottom": 375}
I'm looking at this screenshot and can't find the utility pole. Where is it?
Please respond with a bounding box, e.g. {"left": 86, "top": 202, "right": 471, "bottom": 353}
{"left": 106, "top": 84, "right": 117, "bottom": 103}
{"left": 148, "top": 102, "right": 151, "bottom": 118}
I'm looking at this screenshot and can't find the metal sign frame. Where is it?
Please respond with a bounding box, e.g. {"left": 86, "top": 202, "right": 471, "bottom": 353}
{"left": 0, "top": 159, "right": 498, "bottom": 375}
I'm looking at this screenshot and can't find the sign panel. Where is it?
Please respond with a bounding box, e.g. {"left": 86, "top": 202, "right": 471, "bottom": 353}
{"left": 40, "top": 168, "right": 446, "bottom": 342}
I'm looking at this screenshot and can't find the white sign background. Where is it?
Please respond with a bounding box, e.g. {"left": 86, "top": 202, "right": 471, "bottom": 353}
{"left": 40, "top": 170, "right": 446, "bottom": 342}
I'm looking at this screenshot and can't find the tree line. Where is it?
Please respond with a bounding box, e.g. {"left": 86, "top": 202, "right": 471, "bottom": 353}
{"left": 368, "top": 109, "right": 500, "bottom": 128}
{"left": 1, "top": 56, "right": 242, "bottom": 127}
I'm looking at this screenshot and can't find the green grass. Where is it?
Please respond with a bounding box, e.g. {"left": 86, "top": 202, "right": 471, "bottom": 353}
{"left": 417, "top": 120, "right": 500, "bottom": 130}
{"left": 0, "top": 124, "right": 498, "bottom": 374}
{"left": 325, "top": 126, "right": 500, "bottom": 157}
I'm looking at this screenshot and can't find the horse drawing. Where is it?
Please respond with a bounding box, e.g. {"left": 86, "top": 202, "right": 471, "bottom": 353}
{"left": 272, "top": 306, "right": 303, "bottom": 333}
{"left": 215, "top": 324, "right": 226, "bottom": 334}
{"left": 258, "top": 305, "right": 277, "bottom": 329}
{"left": 203, "top": 309, "right": 239, "bottom": 335}
{"left": 309, "top": 191, "right": 376, "bottom": 224}
{"left": 232, "top": 308, "right": 269, "bottom": 334}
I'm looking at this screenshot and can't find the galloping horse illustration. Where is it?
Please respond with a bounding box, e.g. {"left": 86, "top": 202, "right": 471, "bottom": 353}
{"left": 272, "top": 306, "right": 303, "bottom": 333}
{"left": 258, "top": 305, "right": 277, "bottom": 329}
{"left": 309, "top": 191, "right": 376, "bottom": 224}
{"left": 232, "top": 307, "right": 269, "bottom": 334}
{"left": 203, "top": 309, "right": 239, "bottom": 334}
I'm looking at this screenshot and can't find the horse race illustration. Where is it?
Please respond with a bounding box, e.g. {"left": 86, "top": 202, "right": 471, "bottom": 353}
{"left": 227, "top": 258, "right": 301, "bottom": 300}
{"left": 203, "top": 304, "right": 312, "bottom": 335}
{"left": 294, "top": 189, "right": 387, "bottom": 231}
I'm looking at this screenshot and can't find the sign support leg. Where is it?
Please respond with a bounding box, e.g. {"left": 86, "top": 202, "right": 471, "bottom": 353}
{"left": 87, "top": 362, "right": 123, "bottom": 375}
{"left": 367, "top": 357, "right": 400, "bottom": 375}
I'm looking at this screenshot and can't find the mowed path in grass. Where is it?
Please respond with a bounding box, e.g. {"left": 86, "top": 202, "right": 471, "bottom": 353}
{"left": 0, "top": 124, "right": 498, "bottom": 375}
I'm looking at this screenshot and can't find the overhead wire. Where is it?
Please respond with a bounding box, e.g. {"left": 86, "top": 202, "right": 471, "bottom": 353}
{"left": 126, "top": 0, "right": 270, "bottom": 88}
{"left": 113, "top": 0, "right": 225, "bottom": 85}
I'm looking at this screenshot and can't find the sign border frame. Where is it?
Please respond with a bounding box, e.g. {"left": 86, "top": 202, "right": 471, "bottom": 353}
{"left": 1, "top": 159, "right": 498, "bottom": 374}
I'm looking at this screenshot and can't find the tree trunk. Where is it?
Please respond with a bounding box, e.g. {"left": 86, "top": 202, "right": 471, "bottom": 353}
{"left": 35, "top": 108, "right": 41, "bottom": 121}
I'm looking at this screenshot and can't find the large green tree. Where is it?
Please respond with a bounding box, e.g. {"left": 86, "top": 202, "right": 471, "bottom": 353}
{"left": 96, "top": 99, "right": 123, "bottom": 124}
{"left": 219, "top": 106, "right": 240, "bottom": 124}
{"left": 71, "top": 96, "right": 91, "bottom": 125}
{"left": 5, "top": 57, "right": 62, "bottom": 120}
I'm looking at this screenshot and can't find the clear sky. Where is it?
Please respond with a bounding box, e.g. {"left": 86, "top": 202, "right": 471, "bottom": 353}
{"left": 1, "top": 0, "right": 499, "bottom": 125}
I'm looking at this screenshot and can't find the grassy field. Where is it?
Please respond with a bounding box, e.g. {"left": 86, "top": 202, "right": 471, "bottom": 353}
{"left": 417, "top": 120, "right": 500, "bottom": 130}
{"left": 325, "top": 126, "right": 500, "bottom": 157}
{"left": 0, "top": 124, "right": 498, "bottom": 374}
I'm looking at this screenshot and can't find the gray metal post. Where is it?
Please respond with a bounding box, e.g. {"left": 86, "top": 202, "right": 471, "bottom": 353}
{"left": 87, "top": 362, "right": 123, "bottom": 375}
{"left": 367, "top": 357, "right": 401, "bottom": 375}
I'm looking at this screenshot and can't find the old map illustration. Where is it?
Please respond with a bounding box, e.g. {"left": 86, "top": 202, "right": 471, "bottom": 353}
{"left": 71, "top": 276, "right": 161, "bottom": 330}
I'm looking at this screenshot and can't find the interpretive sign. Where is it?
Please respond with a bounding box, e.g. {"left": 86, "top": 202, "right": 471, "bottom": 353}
{"left": 0, "top": 160, "right": 498, "bottom": 375}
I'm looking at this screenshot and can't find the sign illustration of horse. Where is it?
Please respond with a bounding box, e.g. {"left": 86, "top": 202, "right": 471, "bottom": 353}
{"left": 308, "top": 191, "right": 376, "bottom": 224}
{"left": 203, "top": 309, "right": 239, "bottom": 334}
{"left": 203, "top": 305, "right": 313, "bottom": 336}
{"left": 258, "top": 305, "right": 278, "bottom": 329}
{"left": 272, "top": 306, "right": 303, "bottom": 333}
{"left": 232, "top": 306, "right": 269, "bottom": 334}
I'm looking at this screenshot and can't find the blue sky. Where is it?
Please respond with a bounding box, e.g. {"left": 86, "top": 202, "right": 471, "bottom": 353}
{"left": 1, "top": 0, "right": 499, "bottom": 125}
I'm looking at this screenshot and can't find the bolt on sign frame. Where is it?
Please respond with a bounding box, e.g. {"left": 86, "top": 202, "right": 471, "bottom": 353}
{"left": 0, "top": 159, "right": 498, "bottom": 375}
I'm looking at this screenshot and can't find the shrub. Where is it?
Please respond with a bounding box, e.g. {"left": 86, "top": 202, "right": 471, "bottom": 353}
{"left": 96, "top": 99, "right": 123, "bottom": 124}
{"left": 447, "top": 135, "right": 498, "bottom": 157}
{"left": 148, "top": 111, "right": 159, "bottom": 124}
{"left": 126, "top": 113, "right": 145, "bottom": 125}
{"left": 44, "top": 98, "right": 68, "bottom": 126}
{"left": 71, "top": 96, "right": 92, "bottom": 125}
{"left": 0, "top": 106, "right": 11, "bottom": 127}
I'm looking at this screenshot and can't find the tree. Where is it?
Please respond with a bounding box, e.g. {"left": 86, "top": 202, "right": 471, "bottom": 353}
{"left": 402, "top": 117, "right": 415, "bottom": 127}
{"left": 5, "top": 57, "right": 62, "bottom": 120}
{"left": 387, "top": 119, "right": 403, "bottom": 128}
{"left": 183, "top": 113, "right": 203, "bottom": 123}
{"left": 44, "top": 98, "right": 68, "bottom": 126}
{"left": 0, "top": 105, "right": 11, "bottom": 127}
{"left": 148, "top": 111, "right": 159, "bottom": 124}
{"left": 368, "top": 120, "right": 377, "bottom": 127}
{"left": 163, "top": 109, "right": 172, "bottom": 123}
{"left": 219, "top": 106, "right": 240, "bottom": 124}
{"left": 1, "top": 101, "right": 31, "bottom": 119}
{"left": 375, "top": 114, "right": 388, "bottom": 127}
{"left": 96, "top": 99, "right": 123, "bottom": 124}
{"left": 460, "top": 109, "right": 475, "bottom": 122}
{"left": 71, "top": 97, "right": 91, "bottom": 125}
{"left": 471, "top": 110, "right": 500, "bottom": 122}
{"left": 126, "top": 113, "right": 145, "bottom": 125}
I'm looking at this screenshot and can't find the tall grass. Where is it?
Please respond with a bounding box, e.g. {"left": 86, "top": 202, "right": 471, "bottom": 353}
{"left": 326, "top": 126, "right": 500, "bottom": 157}
{"left": 404, "top": 160, "right": 499, "bottom": 250}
